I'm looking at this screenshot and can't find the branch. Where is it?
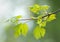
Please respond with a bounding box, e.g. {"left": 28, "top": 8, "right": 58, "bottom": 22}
{"left": 4, "top": 9, "right": 60, "bottom": 23}
{"left": 19, "top": 18, "right": 37, "bottom": 20}
{"left": 19, "top": 9, "right": 60, "bottom": 21}
{"left": 42, "top": 9, "right": 60, "bottom": 18}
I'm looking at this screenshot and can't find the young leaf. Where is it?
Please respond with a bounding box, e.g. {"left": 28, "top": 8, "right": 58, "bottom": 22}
{"left": 21, "top": 23, "right": 28, "bottom": 36}
{"left": 39, "top": 21, "right": 47, "bottom": 27}
{"left": 33, "top": 26, "right": 46, "bottom": 40}
{"left": 33, "top": 26, "right": 41, "bottom": 40}
{"left": 40, "top": 28, "right": 46, "bottom": 37}
{"left": 14, "top": 25, "right": 21, "bottom": 38}
{"left": 14, "top": 29, "right": 21, "bottom": 38}
{"left": 19, "top": 23, "right": 29, "bottom": 36}
{"left": 15, "top": 15, "right": 22, "bottom": 19}
{"left": 10, "top": 15, "right": 22, "bottom": 24}
{"left": 47, "top": 14, "right": 56, "bottom": 22}
{"left": 29, "top": 4, "right": 40, "bottom": 14}
{"left": 37, "top": 18, "right": 42, "bottom": 24}
{"left": 37, "top": 16, "right": 42, "bottom": 24}
{"left": 41, "top": 5, "right": 49, "bottom": 10}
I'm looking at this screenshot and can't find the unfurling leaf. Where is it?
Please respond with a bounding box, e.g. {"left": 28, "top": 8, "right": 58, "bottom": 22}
{"left": 10, "top": 15, "right": 22, "bottom": 24}
{"left": 33, "top": 26, "right": 46, "bottom": 40}
{"left": 29, "top": 4, "right": 49, "bottom": 14}
{"left": 41, "top": 5, "right": 49, "bottom": 10}
{"left": 47, "top": 14, "right": 56, "bottom": 22}
{"left": 14, "top": 25, "right": 21, "bottom": 38}
{"left": 39, "top": 21, "right": 47, "bottom": 27}
{"left": 14, "top": 28, "right": 21, "bottom": 38}
{"left": 33, "top": 26, "right": 41, "bottom": 40}
{"left": 40, "top": 28, "right": 46, "bottom": 37}
{"left": 37, "top": 16, "right": 47, "bottom": 27}
{"left": 37, "top": 16, "right": 42, "bottom": 24}
{"left": 21, "top": 23, "right": 28, "bottom": 36}
{"left": 14, "top": 23, "right": 28, "bottom": 38}
{"left": 37, "top": 18, "right": 42, "bottom": 24}
{"left": 19, "top": 23, "right": 28, "bottom": 36}
{"left": 29, "top": 4, "right": 40, "bottom": 14}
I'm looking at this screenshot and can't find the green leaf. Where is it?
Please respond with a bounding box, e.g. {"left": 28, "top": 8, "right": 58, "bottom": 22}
{"left": 37, "top": 16, "right": 47, "bottom": 27}
{"left": 29, "top": 4, "right": 49, "bottom": 14}
{"left": 47, "top": 14, "right": 56, "bottom": 22}
{"left": 37, "top": 16, "right": 42, "bottom": 24}
{"left": 40, "top": 28, "right": 46, "bottom": 37}
{"left": 19, "top": 23, "right": 29, "bottom": 36}
{"left": 14, "top": 23, "right": 29, "bottom": 38}
{"left": 15, "top": 15, "right": 22, "bottom": 19}
{"left": 39, "top": 21, "right": 47, "bottom": 27}
{"left": 33, "top": 26, "right": 41, "bottom": 40}
{"left": 29, "top": 4, "right": 41, "bottom": 14}
{"left": 14, "top": 28, "right": 21, "bottom": 38}
{"left": 37, "top": 18, "right": 42, "bottom": 24}
{"left": 21, "top": 23, "right": 29, "bottom": 36}
{"left": 10, "top": 15, "right": 22, "bottom": 24}
{"left": 33, "top": 26, "right": 46, "bottom": 40}
{"left": 14, "top": 24, "right": 21, "bottom": 38}
{"left": 41, "top": 5, "right": 49, "bottom": 10}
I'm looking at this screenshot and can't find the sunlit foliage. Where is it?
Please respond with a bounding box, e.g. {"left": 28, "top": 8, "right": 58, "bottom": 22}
{"left": 33, "top": 26, "right": 45, "bottom": 40}
{"left": 5, "top": 4, "right": 56, "bottom": 40}
{"left": 14, "top": 23, "right": 28, "bottom": 38}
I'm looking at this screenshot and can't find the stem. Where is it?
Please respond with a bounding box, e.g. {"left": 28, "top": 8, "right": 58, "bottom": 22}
{"left": 19, "top": 18, "right": 37, "bottom": 21}
{"left": 19, "top": 18, "right": 38, "bottom": 21}
{"left": 42, "top": 9, "right": 60, "bottom": 18}
{"left": 52, "top": 9, "right": 60, "bottom": 14}
{"left": 4, "top": 9, "right": 60, "bottom": 23}
{"left": 19, "top": 9, "right": 60, "bottom": 21}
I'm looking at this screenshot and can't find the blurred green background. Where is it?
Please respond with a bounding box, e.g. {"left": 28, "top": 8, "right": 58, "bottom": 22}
{"left": 0, "top": 0, "right": 60, "bottom": 42}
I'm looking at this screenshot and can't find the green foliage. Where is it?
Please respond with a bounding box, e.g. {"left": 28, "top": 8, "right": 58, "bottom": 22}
{"left": 47, "top": 14, "right": 56, "bottom": 22}
{"left": 29, "top": 4, "right": 56, "bottom": 40}
{"left": 41, "top": 5, "right": 49, "bottom": 10}
{"left": 10, "top": 15, "right": 22, "bottom": 24}
{"left": 5, "top": 4, "right": 56, "bottom": 40}
{"left": 29, "top": 4, "right": 40, "bottom": 14}
{"left": 14, "top": 23, "right": 28, "bottom": 38}
{"left": 33, "top": 26, "right": 46, "bottom": 40}
{"left": 29, "top": 4, "right": 49, "bottom": 14}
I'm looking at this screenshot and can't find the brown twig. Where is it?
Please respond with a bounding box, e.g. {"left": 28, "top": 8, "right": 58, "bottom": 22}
{"left": 4, "top": 9, "right": 60, "bottom": 23}
{"left": 18, "top": 9, "right": 60, "bottom": 21}
{"left": 42, "top": 9, "right": 60, "bottom": 18}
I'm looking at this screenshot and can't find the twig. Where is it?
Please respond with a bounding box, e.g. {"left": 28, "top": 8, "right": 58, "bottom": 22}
{"left": 19, "top": 9, "right": 60, "bottom": 21}
{"left": 42, "top": 9, "right": 60, "bottom": 18}
{"left": 4, "top": 9, "right": 60, "bottom": 22}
